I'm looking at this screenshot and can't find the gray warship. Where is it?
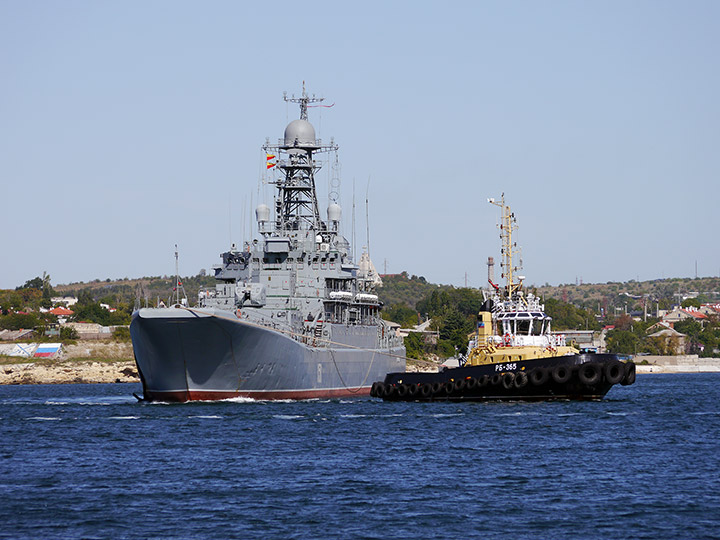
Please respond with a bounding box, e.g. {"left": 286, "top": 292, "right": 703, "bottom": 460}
{"left": 130, "top": 88, "right": 406, "bottom": 402}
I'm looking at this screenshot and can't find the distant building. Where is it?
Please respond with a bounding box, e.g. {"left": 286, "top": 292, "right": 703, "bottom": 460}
{"left": 0, "top": 329, "right": 35, "bottom": 341}
{"left": 64, "top": 322, "right": 112, "bottom": 340}
{"left": 560, "top": 330, "right": 604, "bottom": 351}
{"left": 49, "top": 306, "right": 74, "bottom": 324}
{"left": 383, "top": 320, "right": 402, "bottom": 337}
{"left": 51, "top": 296, "right": 78, "bottom": 307}
{"left": 49, "top": 306, "right": 74, "bottom": 317}
{"left": 662, "top": 307, "right": 707, "bottom": 327}
{"left": 646, "top": 322, "right": 687, "bottom": 355}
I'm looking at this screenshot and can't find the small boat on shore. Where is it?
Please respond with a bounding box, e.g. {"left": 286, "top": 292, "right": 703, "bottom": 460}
{"left": 371, "top": 194, "right": 636, "bottom": 402}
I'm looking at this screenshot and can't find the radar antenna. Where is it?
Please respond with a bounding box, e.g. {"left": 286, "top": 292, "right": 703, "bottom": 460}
{"left": 283, "top": 81, "right": 325, "bottom": 121}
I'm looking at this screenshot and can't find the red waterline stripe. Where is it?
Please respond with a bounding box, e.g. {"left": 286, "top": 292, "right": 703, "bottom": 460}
{"left": 144, "top": 386, "right": 372, "bottom": 403}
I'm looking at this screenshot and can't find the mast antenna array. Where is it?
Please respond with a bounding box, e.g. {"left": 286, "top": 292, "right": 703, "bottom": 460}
{"left": 264, "top": 84, "right": 338, "bottom": 236}
{"left": 488, "top": 194, "right": 523, "bottom": 297}
{"left": 283, "top": 81, "right": 325, "bottom": 121}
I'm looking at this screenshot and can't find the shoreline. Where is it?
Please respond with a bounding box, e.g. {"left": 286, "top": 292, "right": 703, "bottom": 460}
{"left": 1, "top": 355, "right": 720, "bottom": 385}
{"left": 0, "top": 358, "right": 140, "bottom": 385}
{"left": 633, "top": 354, "right": 720, "bottom": 374}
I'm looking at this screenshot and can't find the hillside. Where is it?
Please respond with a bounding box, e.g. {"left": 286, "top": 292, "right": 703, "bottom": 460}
{"left": 534, "top": 277, "right": 720, "bottom": 318}
{"left": 375, "top": 273, "right": 450, "bottom": 309}
{"left": 47, "top": 272, "right": 720, "bottom": 320}
{"left": 54, "top": 274, "right": 216, "bottom": 308}
{"left": 7, "top": 271, "right": 719, "bottom": 359}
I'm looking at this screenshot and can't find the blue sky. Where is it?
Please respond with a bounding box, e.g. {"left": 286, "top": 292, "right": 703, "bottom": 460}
{"left": 1, "top": 1, "right": 719, "bottom": 290}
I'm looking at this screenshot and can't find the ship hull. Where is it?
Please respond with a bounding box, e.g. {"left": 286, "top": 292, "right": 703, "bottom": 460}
{"left": 130, "top": 307, "right": 405, "bottom": 402}
{"left": 372, "top": 354, "right": 635, "bottom": 402}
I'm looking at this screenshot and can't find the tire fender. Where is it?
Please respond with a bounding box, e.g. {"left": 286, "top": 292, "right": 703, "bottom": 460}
{"left": 578, "top": 363, "right": 601, "bottom": 386}
{"left": 551, "top": 365, "right": 572, "bottom": 384}
{"left": 514, "top": 371, "right": 529, "bottom": 388}
{"left": 604, "top": 361, "right": 625, "bottom": 384}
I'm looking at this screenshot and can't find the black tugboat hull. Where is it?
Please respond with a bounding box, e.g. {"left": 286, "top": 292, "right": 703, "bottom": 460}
{"left": 371, "top": 353, "right": 635, "bottom": 402}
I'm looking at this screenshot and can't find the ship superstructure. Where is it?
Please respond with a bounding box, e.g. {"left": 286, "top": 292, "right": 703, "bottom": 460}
{"left": 130, "top": 87, "right": 405, "bottom": 402}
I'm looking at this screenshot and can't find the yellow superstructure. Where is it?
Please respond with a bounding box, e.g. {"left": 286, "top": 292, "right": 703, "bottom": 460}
{"left": 464, "top": 195, "right": 579, "bottom": 367}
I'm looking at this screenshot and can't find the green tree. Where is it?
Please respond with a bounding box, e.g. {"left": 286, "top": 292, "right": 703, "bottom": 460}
{"left": 17, "top": 277, "right": 43, "bottom": 290}
{"left": 437, "top": 307, "right": 471, "bottom": 352}
{"left": 612, "top": 314, "right": 634, "bottom": 332}
{"left": 0, "top": 290, "right": 24, "bottom": 314}
{"left": 112, "top": 327, "right": 131, "bottom": 342}
{"left": 0, "top": 312, "right": 42, "bottom": 331}
{"left": 545, "top": 298, "right": 601, "bottom": 331}
{"left": 382, "top": 305, "right": 419, "bottom": 327}
{"left": 674, "top": 319, "right": 702, "bottom": 339}
{"left": 403, "top": 332, "right": 425, "bottom": 359}
{"left": 606, "top": 330, "right": 641, "bottom": 354}
{"left": 60, "top": 326, "right": 79, "bottom": 341}
{"left": 77, "top": 289, "right": 95, "bottom": 305}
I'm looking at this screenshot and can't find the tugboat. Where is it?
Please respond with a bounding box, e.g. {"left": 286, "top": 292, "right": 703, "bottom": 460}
{"left": 370, "top": 194, "right": 635, "bottom": 402}
{"left": 130, "top": 86, "right": 405, "bottom": 402}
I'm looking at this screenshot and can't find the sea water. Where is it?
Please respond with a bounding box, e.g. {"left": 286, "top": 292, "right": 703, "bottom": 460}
{"left": 0, "top": 374, "right": 718, "bottom": 540}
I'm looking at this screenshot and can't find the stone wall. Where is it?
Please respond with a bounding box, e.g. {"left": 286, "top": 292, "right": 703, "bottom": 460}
{"left": 635, "top": 355, "right": 720, "bottom": 373}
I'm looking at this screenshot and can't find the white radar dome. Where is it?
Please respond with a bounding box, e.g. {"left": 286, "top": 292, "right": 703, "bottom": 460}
{"left": 327, "top": 203, "right": 342, "bottom": 222}
{"left": 284, "top": 119, "right": 316, "bottom": 147}
{"left": 255, "top": 203, "right": 271, "bottom": 223}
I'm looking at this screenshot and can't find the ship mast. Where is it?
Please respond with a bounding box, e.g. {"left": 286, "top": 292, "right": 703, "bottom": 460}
{"left": 263, "top": 85, "right": 338, "bottom": 237}
{"left": 489, "top": 194, "right": 523, "bottom": 298}
{"left": 173, "top": 244, "right": 187, "bottom": 306}
{"left": 284, "top": 81, "right": 324, "bottom": 121}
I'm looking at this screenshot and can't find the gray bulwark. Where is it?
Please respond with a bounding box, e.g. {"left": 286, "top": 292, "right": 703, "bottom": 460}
{"left": 130, "top": 87, "right": 405, "bottom": 402}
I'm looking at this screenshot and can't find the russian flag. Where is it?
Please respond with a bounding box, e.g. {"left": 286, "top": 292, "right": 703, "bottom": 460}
{"left": 34, "top": 344, "right": 61, "bottom": 358}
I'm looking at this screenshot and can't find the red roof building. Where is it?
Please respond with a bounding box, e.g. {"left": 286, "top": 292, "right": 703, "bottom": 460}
{"left": 681, "top": 308, "right": 707, "bottom": 321}
{"left": 49, "top": 306, "right": 74, "bottom": 316}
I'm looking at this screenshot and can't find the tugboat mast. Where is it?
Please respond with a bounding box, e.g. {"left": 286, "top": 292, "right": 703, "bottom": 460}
{"left": 488, "top": 194, "right": 523, "bottom": 298}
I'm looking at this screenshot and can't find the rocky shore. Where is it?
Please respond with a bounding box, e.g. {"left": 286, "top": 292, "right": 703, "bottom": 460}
{"left": 0, "top": 341, "right": 139, "bottom": 385}
{"left": 0, "top": 359, "right": 140, "bottom": 385}
{"left": 2, "top": 349, "right": 719, "bottom": 386}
